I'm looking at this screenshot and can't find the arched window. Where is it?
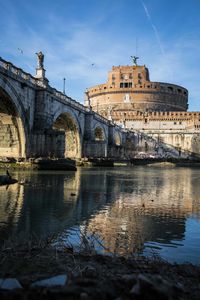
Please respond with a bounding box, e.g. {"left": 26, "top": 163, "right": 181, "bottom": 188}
{"left": 94, "top": 127, "right": 104, "bottom": 141}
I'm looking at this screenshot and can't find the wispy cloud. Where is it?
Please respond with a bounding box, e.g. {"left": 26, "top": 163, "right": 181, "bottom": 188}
{"left": 140, "top": 0, "right": 165, "bottom": 56}
{"left": 0, "top": 0, "right": 199, "bottom": 110}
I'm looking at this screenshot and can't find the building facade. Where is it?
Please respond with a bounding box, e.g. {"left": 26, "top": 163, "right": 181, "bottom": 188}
{"left": 85, "top": 64, "right": 188, "bottom": 117}
{"left": 85, "top": 63, "right": 200, "bottom": 158}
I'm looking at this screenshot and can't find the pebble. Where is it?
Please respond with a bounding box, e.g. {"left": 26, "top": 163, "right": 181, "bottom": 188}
{"left": 130, "top": 274, "right": 181, "bottom": 300}
{"left": 31, "top": 274, "right": 67, "bottom": 288}
{"left": 83, "top": 266, "right": 98, "bottom": 278}
{"left": 120, "top": 274, "right": 137, "bottom": 284}
{"left": 0, "top": 278, "right": 22, "bottom": 290}
{"left": 80, "top": 292, "right": 89, "bottom": 299}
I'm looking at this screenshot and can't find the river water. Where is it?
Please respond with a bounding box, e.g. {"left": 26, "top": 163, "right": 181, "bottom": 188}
{"left": 0, "top": 166, "right": 200, "bottom": 264}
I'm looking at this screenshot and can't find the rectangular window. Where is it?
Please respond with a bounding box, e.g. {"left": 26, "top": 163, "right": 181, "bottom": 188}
{"left": 120, "top": 82, "right": 132, "bottom": 88}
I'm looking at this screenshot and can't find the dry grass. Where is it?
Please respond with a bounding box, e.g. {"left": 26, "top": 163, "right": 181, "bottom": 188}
{"left": 0, "top": 234, "right": 200, "bottom": 300}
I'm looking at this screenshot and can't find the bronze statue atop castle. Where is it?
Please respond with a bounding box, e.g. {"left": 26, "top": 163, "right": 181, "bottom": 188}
{"left": 131, "top": 55, "right": 139, "bottom": 66}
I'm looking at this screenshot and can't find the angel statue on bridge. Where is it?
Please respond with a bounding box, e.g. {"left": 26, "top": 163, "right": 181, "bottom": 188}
{"left": 131, "top": 55, "right": 139, "bottom": 66}
{"left": 36, "top": 51, "right": 44, "bottom": 68}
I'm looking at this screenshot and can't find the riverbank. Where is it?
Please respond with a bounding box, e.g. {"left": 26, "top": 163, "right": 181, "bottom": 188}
{"left": 130, "top": 157, "right": 200, "bottom": 167}
{"left": 0, "top": 158, "right": 77, "bottom": 171}
{"left": 1, "top": 157, "right": 200, "bottom": 170}
{"left": 0, "top": 243, "right": 200, "bottom": 299}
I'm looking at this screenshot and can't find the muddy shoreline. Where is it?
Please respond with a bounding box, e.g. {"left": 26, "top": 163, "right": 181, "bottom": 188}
{"left": 0, "top": 157, "right": 200, "bottom": 171}
{"left": 0, "top": 245, "right": 200, "bottom": 299}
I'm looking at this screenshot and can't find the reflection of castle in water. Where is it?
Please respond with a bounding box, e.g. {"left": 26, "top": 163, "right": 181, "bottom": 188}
{"left": 83, "top": 168, "right": 200, "bottom": 254}
{"left": 0, "top": 168, "right": 199, "bottom": 253}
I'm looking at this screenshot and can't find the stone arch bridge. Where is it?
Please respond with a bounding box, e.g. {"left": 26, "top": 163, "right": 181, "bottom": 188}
{"left": 0, "top": 57, "right": 133, "bottom": 160}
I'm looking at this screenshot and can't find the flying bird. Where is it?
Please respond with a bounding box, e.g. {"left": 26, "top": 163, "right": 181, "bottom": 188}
{"left": 17, "top": 48, "right": 23, "bottom": 54}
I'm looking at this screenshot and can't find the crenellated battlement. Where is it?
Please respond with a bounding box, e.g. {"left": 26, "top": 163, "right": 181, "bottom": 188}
{"left": 86, "top": 64, "right": 188, "bottom": 113}
{"left": 88, "top": 82, "right": 187, "bottom": 97}
{"left": 112, "top": 111, "right": 200, "bottom": 119}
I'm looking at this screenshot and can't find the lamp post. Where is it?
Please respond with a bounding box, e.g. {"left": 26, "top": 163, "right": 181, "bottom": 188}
{"left": 63, "top": 77, "right": 66, "bottom": 94}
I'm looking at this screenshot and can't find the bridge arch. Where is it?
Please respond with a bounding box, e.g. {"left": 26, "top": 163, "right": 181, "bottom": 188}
{"left": 0, "top": 77, "right": 28, "bottom": 158}
{"left": 53, "top": 110, "right": 82, "bottom": 158}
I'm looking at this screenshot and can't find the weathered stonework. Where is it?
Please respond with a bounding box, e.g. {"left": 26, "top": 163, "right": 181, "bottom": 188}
{"left": 0, "top": 55, "right": 199, "bottom": 161}
{"left": 85, "top": 64, "right": 200, "bottom": 158}
{"left": 86, "top": 65, "right": 188, "bottom": 115}
{"left": 0, "top": 57, "right": 128, "bottom": 160}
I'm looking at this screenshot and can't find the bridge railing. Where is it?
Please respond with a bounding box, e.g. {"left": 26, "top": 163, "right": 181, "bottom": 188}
{"left": 0, "top": 57, "right": 127, "bottom": 130}
{"left": 0, "top": 57, "right": 92, "bottom": 111}
{"left": 51, "top": 87, "right": 91, "bottom": 113}
{"left": 0, "top": 57, "right": 46, "bottom": 88}
{"left": 51, "top": 88, "right": 122, "bottom": 127}
{"left": 93, "top": 112, "right": 110, "bottom": 124}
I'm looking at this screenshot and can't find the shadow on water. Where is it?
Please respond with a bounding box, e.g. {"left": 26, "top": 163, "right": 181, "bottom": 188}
{"left": 0, "top": 166, "right": 200, "bottom": 263}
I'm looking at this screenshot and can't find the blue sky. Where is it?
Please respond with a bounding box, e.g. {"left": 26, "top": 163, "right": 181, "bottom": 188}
{"left": 0, "top": 0, "right": 200, "bottom": 110}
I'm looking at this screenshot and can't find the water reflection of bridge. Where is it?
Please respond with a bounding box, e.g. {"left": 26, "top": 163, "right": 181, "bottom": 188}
{"left": 0, "top": 167, "right": 199, "bottom": 254}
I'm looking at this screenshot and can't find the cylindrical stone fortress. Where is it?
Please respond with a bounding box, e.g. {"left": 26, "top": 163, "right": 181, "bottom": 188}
{"left": 85, "top": 65, "right": 188, "bottom": 117}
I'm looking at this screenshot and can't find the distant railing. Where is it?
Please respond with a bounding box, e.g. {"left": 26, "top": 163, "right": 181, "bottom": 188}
{"left": 0, "top": 57, "right": 89, "bottom": 110}
{"left": 93, "top": 111, "right": 110, "bottom": 124}
{"left": 51, "top": 87, "right": 91, "bottom": 113}
{"left": 0, "top": 56, "right": 46, "bottom": 88}
{"left": 0, "top": 57, "right": 124, "bottom": 129}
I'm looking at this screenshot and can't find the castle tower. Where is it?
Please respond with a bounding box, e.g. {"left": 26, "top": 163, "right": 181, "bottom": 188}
{"left": 85, "top": 64, "right": 188, "bottom": 119}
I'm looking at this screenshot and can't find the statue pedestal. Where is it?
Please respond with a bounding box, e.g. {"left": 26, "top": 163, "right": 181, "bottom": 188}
{"left": 35, "top": 67, "right": 45, "bottom": 78}
{"left": 35, "top": 67, "right": 49, "bottom": 85}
